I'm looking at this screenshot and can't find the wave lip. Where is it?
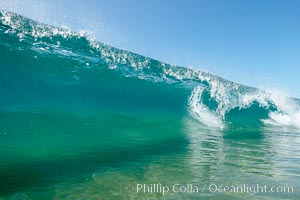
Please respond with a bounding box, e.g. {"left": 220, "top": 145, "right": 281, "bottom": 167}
{"left": 187, "top": 75, "right": 300, "bottom": 131}
{"left": 189, "top": 85, "right": 225, "bottom": 129}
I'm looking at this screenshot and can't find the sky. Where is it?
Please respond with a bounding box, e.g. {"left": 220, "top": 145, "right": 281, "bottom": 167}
{"left": 1, "top": 0, "right": 300, "bottom": 97}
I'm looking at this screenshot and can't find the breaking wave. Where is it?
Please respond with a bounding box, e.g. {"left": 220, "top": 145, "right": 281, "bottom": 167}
{"left": 1, "top": 9, "right": 299, "bottom": 131}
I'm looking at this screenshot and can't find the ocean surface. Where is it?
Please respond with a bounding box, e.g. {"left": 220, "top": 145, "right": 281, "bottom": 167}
{"left": 0, "top": 10, "right": 300, "bottom": 199}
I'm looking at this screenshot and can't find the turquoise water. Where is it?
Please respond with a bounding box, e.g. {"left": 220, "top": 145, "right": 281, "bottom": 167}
{"left": 0, "top": 10, "right": 299, "bottom": 199}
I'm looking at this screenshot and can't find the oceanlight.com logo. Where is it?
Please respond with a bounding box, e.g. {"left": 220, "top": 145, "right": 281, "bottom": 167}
{"left": 208, "top": 184, "right": 293, "bottom": 196}
{"left": 124, "top": 183, "right": 294, "bottom": 196}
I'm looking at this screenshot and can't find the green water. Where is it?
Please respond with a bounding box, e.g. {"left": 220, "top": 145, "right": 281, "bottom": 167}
{"left": 0, "top": 10, "right": 299, "bottom": 199}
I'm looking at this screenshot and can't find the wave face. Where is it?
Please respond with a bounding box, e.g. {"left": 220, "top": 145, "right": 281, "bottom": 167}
{"left": 1, "top": 9, "right": 300, "bottom": 131}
